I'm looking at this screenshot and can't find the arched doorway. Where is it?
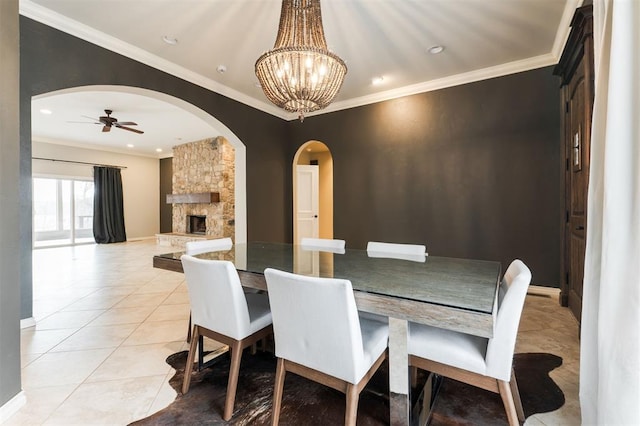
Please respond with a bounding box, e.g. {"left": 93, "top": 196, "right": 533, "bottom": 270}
{"left": 31, "top": 85, "right": 247, "bottom": 243}
{"left": 292, "top": 141, "right": 334, "bottom": 244}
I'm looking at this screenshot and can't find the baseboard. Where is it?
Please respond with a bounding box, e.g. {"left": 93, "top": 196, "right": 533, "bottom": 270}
{"left": 128, "top": 236, "right": 157, "bottom": 242}
{"left": 528, "top": 285, "right": 561, "bottom": 301}
{"left": 0, "top": 391, "right": 26, "bottom": 423}
{"left": 20, "top": 317, "right": 36, "bottom": 329}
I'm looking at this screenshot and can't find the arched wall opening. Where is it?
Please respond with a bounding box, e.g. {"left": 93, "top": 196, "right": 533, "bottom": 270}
{"left": 31, "top": 85, "right": 247, "bottom": 243}
{"left": 292, "top": 141, "right": 334, "bottom": 244}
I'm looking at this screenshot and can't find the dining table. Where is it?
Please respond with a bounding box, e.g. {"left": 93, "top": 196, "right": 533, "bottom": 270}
{"left": 153, "top": 241, "right": 502, "bottom": 426}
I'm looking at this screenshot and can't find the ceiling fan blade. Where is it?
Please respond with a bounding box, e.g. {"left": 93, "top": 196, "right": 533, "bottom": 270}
{"left": 102, "top": 125, "right": 111, "bottom": 133}
{"left": 116, "top": 121, "right": 138, "bottom": 126}
{"left": 116, "top": 125, "right": 144, "bottom": 134}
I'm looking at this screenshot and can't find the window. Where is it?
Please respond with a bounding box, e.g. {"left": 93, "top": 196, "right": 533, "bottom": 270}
{"left": 33, "top": 177, "right": 95, "bottom": 247}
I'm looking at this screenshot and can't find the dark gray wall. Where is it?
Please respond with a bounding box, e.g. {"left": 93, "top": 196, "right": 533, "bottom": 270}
{"left": 0, "top": 0, "right": 22, "bottom": 407}
{"left": 20, "top": 16, "right": 290, "bottom": 322}
{"left": 159, "top": 158, "right": 173, "bottom": 233}
{"left": 290, "top": 68, "right": 561, "bottom": 286}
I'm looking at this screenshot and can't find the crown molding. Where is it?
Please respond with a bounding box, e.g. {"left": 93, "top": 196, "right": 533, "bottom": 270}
{"left": 19, "top": 0, "right": 289, "bottom": 120}
{"left": 551, "top": 0, "right": 584, "bottom": 60}
{"left": 306, "top": 53, "right": 560, "bottom": 120}
{"left": 20, "top": 0, "right": 577, "bottom": 123}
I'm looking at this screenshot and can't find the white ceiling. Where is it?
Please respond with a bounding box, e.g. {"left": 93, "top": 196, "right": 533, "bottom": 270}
{"left": 22, "top": 0, "right": 581, "bottom": 158}
{"left": 31, "top": 89, "right": 218, "bottom": 157}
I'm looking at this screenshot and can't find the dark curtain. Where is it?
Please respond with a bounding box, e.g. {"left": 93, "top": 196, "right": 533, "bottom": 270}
{"left": 93, "top": 166, "right": 127, "bottom": 243}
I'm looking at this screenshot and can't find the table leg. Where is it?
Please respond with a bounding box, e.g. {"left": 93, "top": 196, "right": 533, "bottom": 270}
{"left": 389, "top": 317, "right": 410, "bottom": 425}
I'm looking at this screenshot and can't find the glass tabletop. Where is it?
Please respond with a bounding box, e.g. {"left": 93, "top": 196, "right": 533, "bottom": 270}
{"left": 156, "top": 241, "right": 501, "bottom": 315}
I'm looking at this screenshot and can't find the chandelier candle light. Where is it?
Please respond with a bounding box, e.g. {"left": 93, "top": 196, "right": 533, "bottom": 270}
{"left": 255, "top": 0, "right": 347, "bottom": 122}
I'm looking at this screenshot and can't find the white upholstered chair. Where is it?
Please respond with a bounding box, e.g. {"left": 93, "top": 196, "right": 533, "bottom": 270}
{"left": 181, "top": 255, "right": 273, "bottom": 421}
{"left": 184, "top": 237, "right": 234, "bottom": 344}
{"left": 300, "top": 237, "right": 346, "bottom": 253}
{"left": 366, "top": 241, "right": 427, "bottom": 262}
{"left": 407, "top": 259, "right": 532, "bottom": 426}
{"left": 264, "top": 268, "right": 389, "bottom": 426}
{"left": 185, "top": 236, "right": 233, "bottom": 255}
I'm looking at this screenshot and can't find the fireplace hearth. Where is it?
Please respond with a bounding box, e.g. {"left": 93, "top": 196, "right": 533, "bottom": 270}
{"left": 187, "top": 215, "right": 206, "bottom": 235}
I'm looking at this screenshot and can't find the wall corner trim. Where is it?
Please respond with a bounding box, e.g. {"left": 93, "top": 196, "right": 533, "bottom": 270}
{"left": 0, "top": 391, "right": 26, "bottom": 423}
{"left": 20, "top": 317, "right": 35, "bottom": 329}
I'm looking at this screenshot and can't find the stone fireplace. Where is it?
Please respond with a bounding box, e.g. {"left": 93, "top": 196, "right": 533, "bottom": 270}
{"left": 157, "top": 136, "right": 235, "bottom": 248}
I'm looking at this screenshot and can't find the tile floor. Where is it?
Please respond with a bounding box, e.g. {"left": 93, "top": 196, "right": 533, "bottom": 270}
{"left": 2, "top": 239, "right": 581, "bottom": 425}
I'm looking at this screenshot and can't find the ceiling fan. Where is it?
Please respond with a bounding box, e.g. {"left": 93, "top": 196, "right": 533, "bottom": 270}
{"left": 80, "top": 109, "right": 144, "bottom": 134}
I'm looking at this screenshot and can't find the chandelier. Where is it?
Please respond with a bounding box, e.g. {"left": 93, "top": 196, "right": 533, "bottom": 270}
{"left": 255, "top": 0, "right": 347, "bottom": 121}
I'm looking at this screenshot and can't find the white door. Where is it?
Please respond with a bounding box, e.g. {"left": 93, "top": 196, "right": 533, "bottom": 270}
{"left": 295, "top": 165, "right": 319, "bottom": 244}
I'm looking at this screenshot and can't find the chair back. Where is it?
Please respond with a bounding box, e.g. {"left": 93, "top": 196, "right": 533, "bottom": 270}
{"left": 185, "top": 237, "right": 233, "bottom": 255}
{"left": 264, "top": 268, "right": 365, "bottom": 383}
{"left": 300, "top": 237, "right": 346, "bottom": 253}
{"left": 485, "top": 259, "right": 532, "bottom": 380}
{"left": 181, "top": 255, "right": 251, "bottom": 339}
{"left": 366, "top": 241, "right": 427, "bottom": 261}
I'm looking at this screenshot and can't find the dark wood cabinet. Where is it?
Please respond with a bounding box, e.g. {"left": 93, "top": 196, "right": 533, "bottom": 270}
{"left": 553, "top": 5, "right": 594, "bottom": 322}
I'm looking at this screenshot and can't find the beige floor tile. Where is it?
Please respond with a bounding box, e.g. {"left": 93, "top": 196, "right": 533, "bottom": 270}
{"left": 146, "top": 303, "right": 190, "bottom": 322}
{"left": 20, "top": 352, "right": 42, "bottom": 368}
{"left": 162, "top": 291, "right": 189, "bottom": 305}
{"left": 145, "top": 372, "right": 178, "bottom": 417}
{"left": 86, "top": 341, "right": 183, "bottom": 382}
{"left": 87, "top": 305, "right": 156, "bottom": 326}
{"left": 21, "top": 328, "right": 77, "bottom": 354}
{"left": 89, "top": 286, "right": 140, "bottom": 298}
{"left": 122, "top": 319, "right": 189, "bottom": 346}
{"left": 1, "top": 384, "right": 78, "bottom": 426}
{"left": 49, "top": 324, "right": 138, "bottom": 352}
{"left": 34, "top": 310, "right": 105, "bottom": 330}
{"left": 61, "top": 294, "right": 126, "bottom": 312}
{"left": 43, "top": 375, "right": 167, "bottom": 426}
{"left": 133, "top": 280, "right": 181, "bottom": 294}
{"left": 114, "top": 292, "right": 170, "bottom": 309}
{"left": 21, "top": 348, "right": 114, "bottom": 389}
{"left": 523, "top": 415, "right": 548, "bottom": 426}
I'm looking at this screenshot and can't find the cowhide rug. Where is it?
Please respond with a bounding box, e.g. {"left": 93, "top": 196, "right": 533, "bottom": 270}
{"left": 130, "top": 350, "right": 564, "bottom": 425}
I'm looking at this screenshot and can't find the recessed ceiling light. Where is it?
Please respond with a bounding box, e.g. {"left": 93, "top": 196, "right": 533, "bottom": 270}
{"left": 127, "top": 144, "right": 134, "bottom": 148}
{"left": 156, "top": 148, "right": 163, "bottom": 153}
{"left": 162, "top": 35, "right": 178, "bottom": 45}
{"left": 428, "top": 45, "right": 445, "bottom": 55}
{"left": 217, "top": 65, "right": 227, "bottom": 74}
{"left": 40, "top": 109, "right": 52, "bottom": 115}
{"left": 372, "top": 76, "right": 384, "bottom": 85}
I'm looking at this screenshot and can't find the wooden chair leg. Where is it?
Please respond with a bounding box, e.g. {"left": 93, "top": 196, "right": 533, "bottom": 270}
{"left": 510, "top": 368, "right": 525, "bottom": 421}
{"left": 223, "top": 341, "right": 243, "bottom": 421}
{"left": 182, "top": 325, "right": 200, "bottom": 394}
{"left": 498, "top": 379, "right": 521, "bottom": 426}
{"left": 186, "top": 313, "right": 192, "bottom": 343}
{"left": 271, "top": 358, "right": 286, "bottom": 426}
{"left": 197, "top": 334, "right": 205, "bottom": 370}
{"left": 344, "top": 383, "right": 359, "bottom": 426}
{"left": 410, "top": 366, "right": 418, "bottom": 388}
